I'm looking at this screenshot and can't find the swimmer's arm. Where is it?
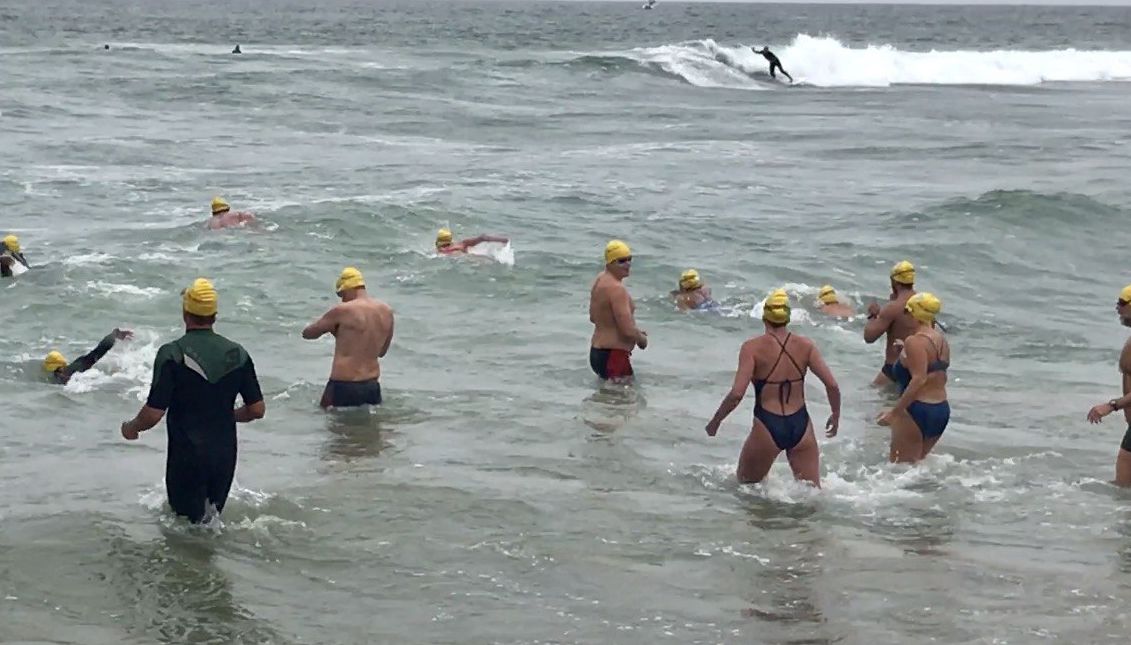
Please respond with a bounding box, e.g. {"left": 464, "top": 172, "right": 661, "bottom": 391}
{"left": 0, "top": 256, "right": 10, "bottom": 277}
{"left": 234, "top": 357, "right": 265, "bottom": 422}
{"left": 808, "top": 345, "right": 841, "bottom": 420}
{"left": 302, "top": 307, "right": 339, "bottom": 339}
{"left": 378, "top": 313, "right": 394, "bottom": 358}
{"left": 862, "top": 305, "right": 892, "bottom": 343}
{"left": 611, "top": 287, "right": 643, "bottom": 343}
{"left": 706, "top": 347, "right": 756, "bottom": 433}
{"left": 462, "top": 235, "right": 508, "bottom": 247}
{"left": 121, "top": 405, "right": 165, "bottom": 436}
{"left": 890, "top": 337, "right": 929, "bottom": 414}
{"left": 66, "top": 331, "right": 119, "bottom": 374}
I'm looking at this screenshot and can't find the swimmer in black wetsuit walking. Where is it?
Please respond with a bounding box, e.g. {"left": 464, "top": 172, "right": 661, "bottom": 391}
{"left": 120, "top": 278, "right": 265, "bottom": 524}
{"left": 753, "top": 46, "right": 793, "bottom": 83}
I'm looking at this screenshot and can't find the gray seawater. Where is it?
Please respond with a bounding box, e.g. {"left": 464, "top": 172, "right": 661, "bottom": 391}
{"left": 4, "top": 0, "right": 1131, "bottom": 643}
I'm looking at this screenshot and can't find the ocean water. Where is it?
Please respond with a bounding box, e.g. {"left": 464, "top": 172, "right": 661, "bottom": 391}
{"left": 3, "top": 0, "right": 1131, "bottom": 643}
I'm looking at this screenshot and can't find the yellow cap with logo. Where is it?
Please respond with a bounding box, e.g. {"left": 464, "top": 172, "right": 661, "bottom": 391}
{"left": 182, "top": 278, "right": 218, "bottom": 316}
{"left": 336, "top": 267, "right": 365, "bottom": 293}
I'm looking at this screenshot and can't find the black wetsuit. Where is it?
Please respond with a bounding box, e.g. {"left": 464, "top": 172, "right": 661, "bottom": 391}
{"left": 757, "top": 48, "right": 793, "bottom": 82}
{"left": 0, "top": 251, "right": 27, "bottom": 278}
{"left": 53, "top": 332, "right": 120, "bottom": 384}
{"left": 144, "top": 329, "right": 263, "bottom": 524}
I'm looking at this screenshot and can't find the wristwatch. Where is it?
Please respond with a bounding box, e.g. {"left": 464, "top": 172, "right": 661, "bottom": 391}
{"left": 1109, "top": 399, "right": 1121, "bottom": 411}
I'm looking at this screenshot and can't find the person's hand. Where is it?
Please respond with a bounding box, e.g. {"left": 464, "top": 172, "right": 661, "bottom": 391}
{"left": 113, "top": 328, "right": 134, "bottom": 340}
{"left": 636, "top": 331, "right": 648, "bottom": 350}
{"left": 705, "top": 420, "right": 720, "bottom": 437}
{"left": 825, "top": 414, "right": 839, "bottom": 438}
{"left": 867, "top": 302, "right": 881, "bottom": 318}
{"left": 1088, "top": 402, "right": 1115, "bottom": 424}
{"left": 121, "top": 421, "right": 139, "bottom": 440}
{"left": 876, "top": 409, "right": 894, "bottom": 427}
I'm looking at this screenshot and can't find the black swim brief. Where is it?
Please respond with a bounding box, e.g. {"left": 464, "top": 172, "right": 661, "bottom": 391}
{"left": 1122, "top": 424, "right": 1131, "bottom": 453}
{"left": 320, "top": 378, "right": 382, "bottom": 409}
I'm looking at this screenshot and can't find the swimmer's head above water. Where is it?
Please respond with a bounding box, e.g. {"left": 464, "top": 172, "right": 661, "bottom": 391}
{"left": 763, "top": 288, "right": 791, "bottom": 327}
{"left": 43, "top": 350, "right": 67, "bottom": 375}
{"left": 604, "top": 240, "right": 632, "bottom": 277}
{"left": 335, "top": 266, "right": 366, "bottom": 300}
{"left": 1118, "top": 284, "right": 1131, "bottom": 327}
{"left": 905, "top": 292, "right": 941, "bottom": 325}
{"left": 182, "top": 277, "right": 218, "bottom": 326}
{"left": 435, "top": 228, "right": 453, "bottom": 250}
{"left": 3, "top": 234, "right": 19, "bottom": 254}
{"left": 818, "top": 285, "right": 838, "bottom": 305}
{"left": 679, "top": 269, "right": 702, "bottom": 292}
{"left": 210, "top": 197, "right": 230, "bottom": 216}
{"left": 890, "top": 260, "right": 915, "bottom": 289}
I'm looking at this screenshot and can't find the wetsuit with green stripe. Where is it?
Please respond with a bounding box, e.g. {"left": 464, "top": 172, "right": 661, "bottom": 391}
{"left": 144, "top": 329, "right": 263, "bottom": 524}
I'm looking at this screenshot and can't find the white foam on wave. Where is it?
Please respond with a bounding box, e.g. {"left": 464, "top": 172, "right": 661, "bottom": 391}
{"left": 83, "top": 281, "right": 164, "bottom": 299}
{"left": 617, "top": 34, "right": 1131, "bottom": 88}
{"left": 63, "top": 330, "right": 161, "bottom": 397}
{"left": 63, "top": 252, "right": 115, "bottom": 267}
{"left": 465, "top": 241, "right": 516, "bottom": 266}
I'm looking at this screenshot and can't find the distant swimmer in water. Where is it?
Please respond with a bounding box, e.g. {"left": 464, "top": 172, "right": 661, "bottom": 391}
{"left": 817, "top": 285, "right": 854, "bottom": 319}
{"left": 302, "top": 267, "right": 394, "bottom": 409}
{"left": 705, "top": 289, "right": 840, "bottom": 487}
{"left": 103, "top": 44, "right": 110, "bottom": 50}
{"left": 1, "top": 234, "right": 30, "bottom": 278}
{"left": 232, "top": 44, "right": 241, "bottom": 54}
{"left": 434, "top": 228, "right": 509, "bottom": 255}
{"left": 877, "top": 293, "right": 950, "bottom": 464}
{"left": 120, "top": 278, "right": 265, "bottom": 525}
{"left": 42, "top": 328, "right": 133, "bottom": 385}
{"left": 589, "top": 240, "right": 647, "bottom": 381}
{"left": 671, "top": 269, "right": 717, "bottom": 311}
{"left": 752, "top": 46, "right": 793, "bottom": 83}
{"left": 1085, "top": 284, "right": 1131, "bottom": 486}
{"left": 206, "top": 196, "right": 257, "bottom": 230}
{"left": 863, "top": 260, "right": 918, "bottom": 388}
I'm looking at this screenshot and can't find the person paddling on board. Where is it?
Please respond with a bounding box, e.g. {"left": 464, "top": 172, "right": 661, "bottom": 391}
{"left": 42, "top": 328, "right": 134, "bottom": 385}
{"left": 435, "top": 228, "right": 509, "bottom": 255}
{"left": 752, "top": 46, "right": 793, "bottom": 83}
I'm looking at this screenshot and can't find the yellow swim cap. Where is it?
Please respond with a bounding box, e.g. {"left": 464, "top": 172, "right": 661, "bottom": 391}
{"left": 2, "top": 234, "right": 18, "bottom": 253}
{"left": 679, "top": 269, "right": 701, "bottom": 291}
{"left": 605, "top": 240, "right": 631, "bottom": 265}
{"left": 905, "top": 292, "right": 941, "bottom": 324}
{"left": 43, "top": 351, "right": 67, "bottom": 373}
{"left": 335, "top": 267, "right": 365, "bottom": 293}
{"left": 818, "top": 285, "right": 838, "bottom": 305}
{"left": 182, "top": 278, "right": 218, "bottom": 316}
{"left": 890, "top": 260, "right": 915, "bottom": 285}
{"left": 211, "top": 197, "right": 230, "bottom": 215}
{"left": 1120, "top": 284, "right": 1131, "bottom": 303}
{"left": 763, "top": 289, "right": 791, "bottom": 325}
{"left": 436, "top": 228, "right": 453, "bottom": 248}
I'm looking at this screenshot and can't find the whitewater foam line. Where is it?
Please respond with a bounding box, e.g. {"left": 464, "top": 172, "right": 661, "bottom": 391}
{"left": 612, "top": 34, "right": 1131, "bottom": 88}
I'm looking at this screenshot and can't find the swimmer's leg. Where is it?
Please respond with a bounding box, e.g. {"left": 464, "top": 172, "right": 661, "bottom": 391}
{"left": 737, "top": 419, "right": 782, "bottom": 483}
{"left": 780, "top": 67, "right": 794, "bottom": 82}
{"left": 784, "top": 422, "right": 820, "bottom": 488}
{"left": 1117, "top": 427, "right": 1131, "bottom": 486}
{"left": 888, "top": 408, "right": 923, "bottom": 464}
{"left": 166, "top": 451, "right": 208, "bottom": 523}
{"left": 205, "top": 447, "right": 237, "bottom": 518}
